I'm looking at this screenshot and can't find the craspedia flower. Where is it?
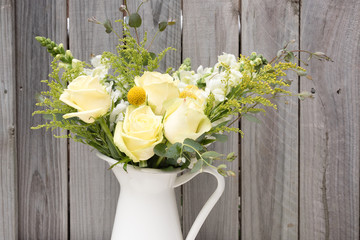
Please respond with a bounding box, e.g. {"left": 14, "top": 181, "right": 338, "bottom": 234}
{"left": 127, "top": 86, "right": 146, "bottom": 106}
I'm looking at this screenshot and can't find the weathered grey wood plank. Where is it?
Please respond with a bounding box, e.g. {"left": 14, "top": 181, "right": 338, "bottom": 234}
{"left": 299, "top": 0, "right": 360, "bottom": 239}
{"left": 132, "top": 0, "right": 181, "bottom": 72}
{"left": 241, "top": 0, "right": 299, "bottom": 239}
{"left": 15, "top": 0, "right": 68, "bottom": 239}
{"left": 69, "top": 1, "right": 122, "bottom": 239}
{"left": 0, "top": 1, "right": 17, "bottom": 239}
{"left": 182, "top": 1, "right": 240, "bottom": 239}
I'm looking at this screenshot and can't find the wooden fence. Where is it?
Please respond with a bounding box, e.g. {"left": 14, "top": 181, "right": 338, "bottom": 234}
{"left": 1, "top": 0, "right": 359, "bottom": 239}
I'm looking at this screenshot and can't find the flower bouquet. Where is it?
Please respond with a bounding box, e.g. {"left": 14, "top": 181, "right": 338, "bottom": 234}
{"left": 32, "top": 2, "right": 331, "bottom": 239}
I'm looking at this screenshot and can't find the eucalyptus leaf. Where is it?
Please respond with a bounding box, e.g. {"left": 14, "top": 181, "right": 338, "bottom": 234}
{"left": 191, "top": 159, "right": 203, "bottom": 173}
{"left": 243, "top": 114, "right": 262, "bottom": 124}
{"left": 284, "top": 52, "right": 295, "bottom": 62}
{"left": 154, "top": 143, "right": 167, "bottom": 157}
{"left": 202, "top": 151, "right": 222, "bottom": 159}
{"left": 183, "top": 138, "right": 203, "bottom": 153}
{"left": 165, "top": 142, "right": 182, "bottom": 159}
{"left": 129, "top": 13, "right": 142, "bottom": 28}
{"left": 158, "top": 22, "right": 168, "bottom": 32}
{"left": 212, "top": 133, "right": 228, "bottom": 142}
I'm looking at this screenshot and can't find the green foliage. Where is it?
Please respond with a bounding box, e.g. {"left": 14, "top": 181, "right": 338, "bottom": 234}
{"left": 102, "top": 21, "right": 174, "bottom": 96}
{"left": 152, "top": 138, "right": 236, "bottom": 176}
{"left": 206, "top": 55, "right": 305, "bottom": 136}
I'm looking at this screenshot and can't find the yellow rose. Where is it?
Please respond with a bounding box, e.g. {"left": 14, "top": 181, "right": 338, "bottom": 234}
{"left": 114, "top": 105, "right": 163, "bottom": 162}
{"left": 59, "top": 75, "right": 111, "bottom": 123}
{"left": 163, "top": 98, "right": 212, "bottom": 144}
{"left": 135, "top": 71, "right": 179, "bottom": 115}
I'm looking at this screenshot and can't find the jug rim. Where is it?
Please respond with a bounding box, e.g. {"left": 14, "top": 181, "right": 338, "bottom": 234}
{"left": 96, "top": 152, "right": 184, "bottom": 175}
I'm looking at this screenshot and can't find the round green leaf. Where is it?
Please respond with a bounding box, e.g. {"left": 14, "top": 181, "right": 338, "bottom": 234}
{"left": 158, "top": 22, "right": 168, "bottom": 32}
{"left": 129, "top": 13, "right": 142, "bottom": 28}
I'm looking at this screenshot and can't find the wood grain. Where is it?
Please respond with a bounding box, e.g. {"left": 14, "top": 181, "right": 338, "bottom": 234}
{"left": 68, "top": 1, "right": 121, "bottom": 239}
{"left": 131, "top": 0, "right": 182, "bottom": 72}
{"left": 0, "top": 0, "right": 17, "bottom": 239}
{"left": 182, "top": 1, "right": 240, "bottom": 239}
{"left": 15, "top": 0, "right": 68, "bottom": 239}
{"left": 241, "top": 0, "right": 299, "bottom": 239}
{"left": 300, "top": 0, "right": 360, "bottom": 239}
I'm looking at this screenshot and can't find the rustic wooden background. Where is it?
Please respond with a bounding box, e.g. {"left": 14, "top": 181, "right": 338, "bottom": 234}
{"left": 1, "top": 0, "right": 359, "bottom": 239}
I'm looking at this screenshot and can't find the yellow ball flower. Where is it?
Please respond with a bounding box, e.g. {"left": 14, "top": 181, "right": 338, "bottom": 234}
{"left": 127, "top": 86, "right": 146, "bottom": 106}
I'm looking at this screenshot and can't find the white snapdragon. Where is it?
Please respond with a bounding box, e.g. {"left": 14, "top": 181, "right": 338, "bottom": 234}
{"left": 218, "top": 53, "right": 237, "bottom": 67}
{"left": 204, "top": 72, "right": 228, "bottom": 102}
{"left": 109, "top": 100, "right": 129, "bottom": 130}
{"left": 83, "top": 55, "right": 110, "bottom": 79}
{"left": 104, "top": 81, "right": 123, "bottom": 103}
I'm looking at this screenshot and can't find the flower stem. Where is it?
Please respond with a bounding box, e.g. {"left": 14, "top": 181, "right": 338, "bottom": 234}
{"left": 154, "top": 156, "right": 164, "bottom": 168}
{"left": 139, "top": 161, "right": 147, "bottom": 168}
{"left": 147, "top": 30, "right": 159, "bottom": 51}
{"left": 98, "top": 117, "right": 122, "bottom": 158}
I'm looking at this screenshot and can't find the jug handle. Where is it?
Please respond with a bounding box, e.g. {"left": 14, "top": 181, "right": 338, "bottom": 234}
{"left": 174, "top": 166, "right": 225, "bottom": 240}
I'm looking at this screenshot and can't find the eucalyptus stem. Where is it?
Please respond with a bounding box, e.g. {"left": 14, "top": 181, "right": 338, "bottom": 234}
{"left": 147, "top": 30, "right": 159, "bottom": 51}
{"left": 135, "top": 28, "right": 140, "bottom": 44}
{"left": 154, "top": 156, "right": 164, "bottom": 168}
{"left": 139, "top": 161, "right": 147, "bottom": 168}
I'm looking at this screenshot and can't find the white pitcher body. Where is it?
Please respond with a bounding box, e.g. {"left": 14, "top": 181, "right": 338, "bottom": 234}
{"left": 97, "top": 153, "right": 225, "bottom": 240}
{"left": 111, "top": 162, "right": 183, "bottom": 240}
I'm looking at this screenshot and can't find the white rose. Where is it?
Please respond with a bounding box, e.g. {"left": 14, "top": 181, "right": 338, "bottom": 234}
{"left": 114, "top": 105, "right": 163, "bottom": 162}
{"left": 60, "top": 75, "right": 111, "bottom": 123}
{"left": 135, "top": 71, "right": 179, "bottom": 115}
{"left": 164, "top": 98, "right": 211, "bottom": 144}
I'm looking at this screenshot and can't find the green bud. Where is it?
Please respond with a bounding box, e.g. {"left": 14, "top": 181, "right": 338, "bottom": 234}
{"left": 296, "top": 69, "right": 307, "bottom": 76}
{"left": 250, "top": 52, "right": 257, "bottom": 60}
{"left": 254, "top": 58, "right": 262, "bottom": 65}
{"left": 65, "top": 50, "right": 72, "bottom": 58}
{"left": 103, "top": 19, "right": 113, "bottom": 34}
{"left": 119, "top": 5, "right": 126, "bottom": 12}
{"left": 298, "top": 91, "right": 314, "bottom": 101}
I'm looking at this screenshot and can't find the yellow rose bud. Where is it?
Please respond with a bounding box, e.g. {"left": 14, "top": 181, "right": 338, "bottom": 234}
{"left": 135, "top": 71, "right": 179, "bottom": 115}
{"left": 59, "top": 75, "right": 111, "bottom": 123}
{"left": 114, "top": 105, "right": 163, "bottom": 162}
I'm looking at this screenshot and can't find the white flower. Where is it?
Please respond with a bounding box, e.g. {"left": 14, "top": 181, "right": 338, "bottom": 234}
{"left": 109, "top": 100, "right": 129, "bottom": 130}
{"left": 83, "top": 55, "right": 110, "bottom": 80}
{"left": 218, "top": 53, "right": 237, "bottom": 67}
{"left": 205, "top": 72, "right": 228, "bottom": 102}
{"left": 104, "top": 81, "right": 123, "bottom": 103}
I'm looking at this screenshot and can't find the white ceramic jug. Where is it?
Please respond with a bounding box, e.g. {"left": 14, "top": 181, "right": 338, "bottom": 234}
{"left": 97, "top": 153, "right": 225, "bottom": 240}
